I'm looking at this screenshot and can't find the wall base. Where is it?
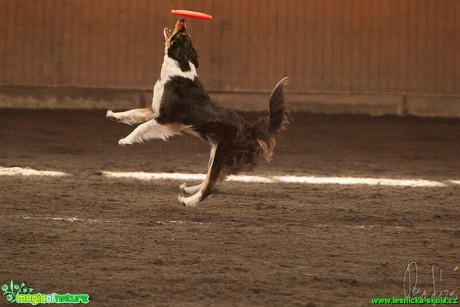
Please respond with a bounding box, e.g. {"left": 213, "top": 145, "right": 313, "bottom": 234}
{"left": 0, "top": 86, "right": 459, "bottom": 118}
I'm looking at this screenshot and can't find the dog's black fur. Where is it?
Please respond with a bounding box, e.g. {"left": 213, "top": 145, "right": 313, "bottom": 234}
{"left": 107, "top": 19, "right": 289, "bottom": 206}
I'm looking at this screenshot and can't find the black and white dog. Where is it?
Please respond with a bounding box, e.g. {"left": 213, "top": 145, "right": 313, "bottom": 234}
{"left": 107, "top": 19, "right": 289, "bottom": 206}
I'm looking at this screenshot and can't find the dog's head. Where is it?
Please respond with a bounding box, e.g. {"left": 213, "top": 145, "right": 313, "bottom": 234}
{"left": 164, "top": 19, "right": 199, "bottom": 72}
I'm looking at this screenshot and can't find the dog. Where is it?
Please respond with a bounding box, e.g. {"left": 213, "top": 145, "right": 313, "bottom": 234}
{"left": 106, "top": 19, "right": 289, "bottom": 206}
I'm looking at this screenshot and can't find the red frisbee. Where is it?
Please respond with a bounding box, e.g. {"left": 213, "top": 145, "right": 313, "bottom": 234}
{"left": 171, "top": 10, "right": 213, "bottom": 20}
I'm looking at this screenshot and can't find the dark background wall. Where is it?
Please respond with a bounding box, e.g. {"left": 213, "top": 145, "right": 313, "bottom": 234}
{"left": 1, "top": 0, "right": 459, "bottom": 116}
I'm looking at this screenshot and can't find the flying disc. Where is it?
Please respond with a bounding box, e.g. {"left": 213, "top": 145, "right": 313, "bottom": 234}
{"left": 171, "top": 10, "right": 213, "bottom": 20}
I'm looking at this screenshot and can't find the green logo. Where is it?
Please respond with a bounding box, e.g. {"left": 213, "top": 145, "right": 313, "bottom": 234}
{"left": 2, "top": 281, "right": 33, "bottom": 303}
{"left": 2, "top": 280, "right": 89, "bottom": 305}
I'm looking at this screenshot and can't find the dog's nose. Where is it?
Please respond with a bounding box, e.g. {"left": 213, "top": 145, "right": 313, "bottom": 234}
{"left": 175, "top": 19, "right": 187, "bottom": 32}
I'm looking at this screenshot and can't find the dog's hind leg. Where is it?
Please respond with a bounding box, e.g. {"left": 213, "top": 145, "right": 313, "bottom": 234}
{"left": 118, "top": 119, "right": 184, "bottom": 145}
{"left": 179, "top": 145, "right": 217, "bottom": 195}
{"left": 106, "top": 108, "right": 155, "bottom": 125}
{"left": 179, "top": 182, "right": 203, "bottom": 196}
{"left": 178, "top": 145, "right": 224, "bottom": 206}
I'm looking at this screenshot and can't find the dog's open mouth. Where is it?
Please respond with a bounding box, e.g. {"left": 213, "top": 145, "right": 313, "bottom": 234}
{"left": 164, "top": 19, "right": 186, "bottom": 48}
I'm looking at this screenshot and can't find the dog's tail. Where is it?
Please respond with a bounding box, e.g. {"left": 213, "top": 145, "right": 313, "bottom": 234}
{"left": 217, "top": 78, "right": 289, "bottom": 178}
{"left": 268, "top": 76, "right": 290, "bottom": 134}
{"left": 252, "top": 77, "right": 289, "bottom": 161}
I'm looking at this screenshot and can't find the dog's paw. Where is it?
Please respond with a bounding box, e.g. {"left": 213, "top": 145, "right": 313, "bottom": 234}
{"left": 106, "top": 110, "right": 121, "bottom": 122}
{"left": 164, "top": 27, "right": 171, "bottom": 39}
{"left": 179, "top": 183, "right": 188, "bottom": 196}
{"left": 178, "top": 195, "right": 200, "bottom": 207}
{"left": 118, "top": 138, "right": 130, "bottom": 146}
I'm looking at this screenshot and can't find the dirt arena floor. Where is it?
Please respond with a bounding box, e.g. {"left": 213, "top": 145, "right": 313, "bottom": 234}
{"left": 0, "top": 109, "right": 459, "bottom": 306}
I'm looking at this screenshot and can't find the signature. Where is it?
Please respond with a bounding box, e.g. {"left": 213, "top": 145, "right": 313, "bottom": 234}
{"left": 403, "top": 261, "right": 457, "bottom": 300}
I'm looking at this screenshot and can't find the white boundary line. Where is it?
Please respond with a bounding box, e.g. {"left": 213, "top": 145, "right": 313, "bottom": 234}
{"left": 23, "top": 216, "right": 120, "bottom": 223}
{"left": 20, "top": 216, "right": 207, "bottom": 225}
{"left": 0, "top": 166, "right": 69, "bottom": 177}
{"left": 102, "top": 171, "right": 448, "bottom": 188}
{"left": 271, "top": 175, "right": 446, "bottom": 187}
{"left": 103, "top": 171, "right": 206, "bottom": 181}
{"left": 1, "top": 166, "right": 456, "bottom": 188}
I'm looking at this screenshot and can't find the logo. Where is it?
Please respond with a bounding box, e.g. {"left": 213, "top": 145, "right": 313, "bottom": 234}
{"left": 2, "top": 280, "right": 89, "bottom": 305}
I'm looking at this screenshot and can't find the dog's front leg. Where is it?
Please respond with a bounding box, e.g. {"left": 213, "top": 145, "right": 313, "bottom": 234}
{"left": 118, "top": 119, "right": 183, "bottom": 145}
{"left": 107, "top": 108, "right": 155, "bottom": 125}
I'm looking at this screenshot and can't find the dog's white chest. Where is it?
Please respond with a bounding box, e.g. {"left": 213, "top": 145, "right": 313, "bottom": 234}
{"left": 152, "top": 79, "right": 165, "bottom": 115}
{"left": 151, "top": 55, "right": 198, "bottom": 116}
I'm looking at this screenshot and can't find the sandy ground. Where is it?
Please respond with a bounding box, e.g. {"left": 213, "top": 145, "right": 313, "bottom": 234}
{"left": 0, "top": 109, "right": 459, "bottom": 306}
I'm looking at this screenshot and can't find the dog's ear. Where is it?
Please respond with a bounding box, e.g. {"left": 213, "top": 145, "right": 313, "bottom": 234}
{"left": 182, "top": 36, "right": 199, "bottom": 69}
{"left": 188, "top": 46, "right": 199, "bottom": 69}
